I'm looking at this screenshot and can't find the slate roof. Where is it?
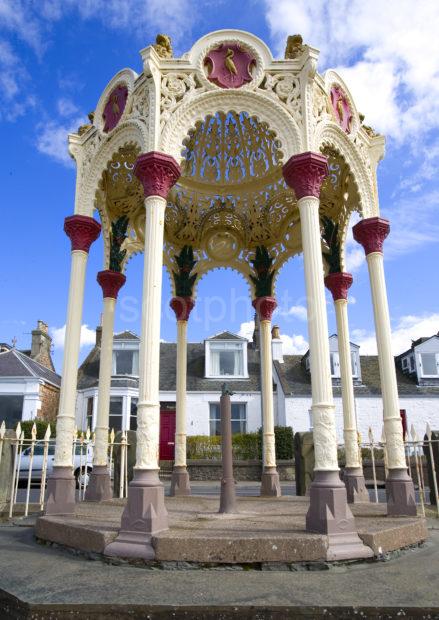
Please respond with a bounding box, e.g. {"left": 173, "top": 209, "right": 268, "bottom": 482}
{"left": 0, "top": 349, "right": 61, "bottom": 387}
{"left": 207, "top": 331, "right": 246, "bottom": 341}
{"left": 113, "top": 331, "right": 140, "bottom": 341}
{"left": 275, "top": 355, "right": 439, "bottom": 397}
{"left": 78, "top": 342, "right": 262, "bottom": 392}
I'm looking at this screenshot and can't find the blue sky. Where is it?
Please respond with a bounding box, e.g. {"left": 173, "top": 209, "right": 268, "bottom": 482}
{"left": 1, "top": 0, "right": 438, "bottom": 372}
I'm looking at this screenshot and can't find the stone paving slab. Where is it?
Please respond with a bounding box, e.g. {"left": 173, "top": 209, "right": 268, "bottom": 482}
{"left": 35, "top": 495, "right": 428, "bottom": 564}
{"left": 1, "top": 526, "right": 439, "bottom": 618}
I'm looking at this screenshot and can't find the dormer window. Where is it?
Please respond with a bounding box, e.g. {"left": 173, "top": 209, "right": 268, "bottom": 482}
{"left": 112, "top": 349, "right": 139, "bottom": 376}
{"left": 205, "top": 333, "right": 248, "bottom": 379}
{"left": 419, "top": 353, "right": 439, "bottom": 378}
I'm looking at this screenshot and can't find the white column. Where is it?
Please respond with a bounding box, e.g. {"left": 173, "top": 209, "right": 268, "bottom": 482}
{"left": 46, "top": 214, "right": 100, "bottom": 515}
{"left": 298, "top": 196, "right": 338, "bottom": 472}
{"left": 260, "top": 319, "right": 276, "bottom": 468}
{"left": 335, "top": 298, "right": 361, "bottom": 468}
{"left": 174, "top": 319, "right": 188, "bottom": 467}
{"left": 283, "top": 154, "right": 371, "bottom": 557}
{"left": 93, "top": 297, "right": 116, "bottom": 466}
{"left": 136, "top": 193, "right": 167, "bottom": 470}
{"left": 353, "top": 216, "right": 415, "bottom": 515}
{"left": 253, "top": 296, "right": 280, "bottom": 497}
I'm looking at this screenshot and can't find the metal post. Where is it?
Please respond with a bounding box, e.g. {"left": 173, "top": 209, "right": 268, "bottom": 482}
{"left": 219, "top": 384, "right": 238, "bottom": 514}
{"left": 39, "top": 425, "right": 51, "bottom": 510}
{"left": 426, "top": 424, "right": 439, "bottom": 518}
{"left": 368, "top": 427, "right": 379, "bottom": 503}
{"left": 9, "top": 424, "right": 21, "bottom": 519}
{"left": 24, "top": 423, "right": 37, "bottom": 517}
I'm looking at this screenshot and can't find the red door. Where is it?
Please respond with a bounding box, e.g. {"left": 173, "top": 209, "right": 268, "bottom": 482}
{"left": 159, "top": 410, "right": 176, "bottom": 460}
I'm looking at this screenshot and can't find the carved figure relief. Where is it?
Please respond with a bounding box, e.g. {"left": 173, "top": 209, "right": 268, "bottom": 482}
{"left": 205, "top": 43, "right": 256, "bottom": 88}
{"left": 330, "top": 85, "right": 352, "bottom": 134}
{"left": 103, "top": 84, "right": 128, "bottom": 133}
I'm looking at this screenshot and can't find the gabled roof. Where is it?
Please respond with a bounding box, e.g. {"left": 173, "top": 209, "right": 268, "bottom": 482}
{"left": 206, "top": 331, "right": 247, "bottom": 341}
{"left": 0, "top": 349, "right": 61, "bottom": 387}
{"left": 396, "top": 334, "right": 439, "bottom": 359}
{"left": 113, "top": 331, "right": 140, "bottom": 341}
{"left": 328, "top": 334, "right": 360, "bottom": 349}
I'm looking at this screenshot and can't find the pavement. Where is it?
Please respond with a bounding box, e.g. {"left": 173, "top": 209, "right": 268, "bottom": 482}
{"left": 0, "top": 524, "right": 438, "bottom": 618}
{"left": 1, "top": 482, "right": 437, "bottom": 619}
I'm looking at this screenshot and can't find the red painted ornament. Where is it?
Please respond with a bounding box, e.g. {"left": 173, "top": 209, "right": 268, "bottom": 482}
{"left": 170, "top": 296, "right": 195, "bottom": 321}
{"left": 283, "top": 152, "right": 328, "bottom": 199}
{"left": 64, "top": 215, "right": 101, "bottom": 253}
{"left": 352, "top": 217, "right": 390, "bottom": 256}
{"left": 103, "top": 84, "right": 128, "bottom": 133}
{"left": 134, "top": 151, "right": 181, "bottom": 199}
{"left": 324, "top": 272, "right": 353, "bottom": 302}
{"left": 330, "top": 86, "right": 352, "bottom": 134}
{"left": 252, "top": 296, "right": 277, "bottom": 321}
{"left": 97, "top": 270, "right": 126, "bottom": 300}
{"left": 205, "top": 43, "right": 255, "bottom": 89}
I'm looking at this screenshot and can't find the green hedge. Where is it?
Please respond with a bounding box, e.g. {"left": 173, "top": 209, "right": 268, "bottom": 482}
{"left": 186, "top": 426, "right": 294, "bottom": 461}
{"left": 17, "top": 419, "right": 56, "bottom": 439}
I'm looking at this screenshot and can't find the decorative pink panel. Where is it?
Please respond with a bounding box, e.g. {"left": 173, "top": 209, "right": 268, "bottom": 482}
{"left": 330, "top": 86, "right": 353, "bottom": 134}
{"left": 103, "top": 84, "right": 128, "bottom": 133}
{"left": 205, "top": 43, "right": 255, "bottom": 89}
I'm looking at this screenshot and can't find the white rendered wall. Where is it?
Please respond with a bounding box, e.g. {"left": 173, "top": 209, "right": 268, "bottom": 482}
{"left": 284, "top": 395, "right": 439, "bottom": 443}
{"left": 0, "top": 378, "right": 42, "bottom": 422}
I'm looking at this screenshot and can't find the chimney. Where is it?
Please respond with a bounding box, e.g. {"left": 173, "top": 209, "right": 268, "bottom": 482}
{"left": 95, "top": 326, "right": 102, "bottom": 347}
{"left": 252, "top": 313, "right": 260, "bottom": 349}
{"left": 271, "top": 324, "right": 284, "bottom": 363}
{"left": 30, "top": 321, "right": 54, "bottom": 370}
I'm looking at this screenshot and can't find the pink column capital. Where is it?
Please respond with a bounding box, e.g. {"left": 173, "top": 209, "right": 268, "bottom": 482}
{"left": 324, "top": 272, "right": 353, "bottom": 302}
{"left": 282, "top": 152, "right": 328, "bottom": 199}
{"left": 64, "top": 215, "right": 101, "bottom": 253}
{"left": 252, "top": 296, "right": 277, "bottom": 321}
{"left": 170, "top": 296, "right": 195, "bottom": 321}
{"left": 134, "top": 151, "right": 181, "bottom": 199}
{"left": 97, "top": 270, "right": 126, "bottom": 300}
{"left": 352, "top": 217, "right": 390, "bottom": 256}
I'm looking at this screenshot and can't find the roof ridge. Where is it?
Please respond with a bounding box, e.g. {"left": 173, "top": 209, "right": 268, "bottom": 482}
{"left": 15, "top": 349, "right": 61, "bottom": 379}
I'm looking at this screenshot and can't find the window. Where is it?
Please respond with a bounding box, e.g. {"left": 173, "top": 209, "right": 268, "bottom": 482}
{"left": 410, "top": 355, "right": 415, "bottom": 372}
{"left": 420, "top": 353, "right": 438, "bottom": 377}
{"left": 209, "top": 403, "right": 247, "bottom": 435}
{"left": 207, "top": 342, "right": 245, "bottom": 377}
{"left": 85, "top": 397, "right": 93, "bottom": 430}
{"left": 109, "top": 396, "right": 123, "bottom": 431}
{"left": 112, "top": 350, "right": 139, "bottom": 376}
{"left": 402, "top": 357, "right": 408, "bottom": 370}
{"left": 130, "top": 398, "right": 138, "bottom": 431}
{"left": 330, "top": 353, "right": 340, "bottom": 378}
{"left": 0, "top": 395, "right": 23, "bottom": 427}
{"left": 351, "top": 351, "right": 359, "bottom": 377}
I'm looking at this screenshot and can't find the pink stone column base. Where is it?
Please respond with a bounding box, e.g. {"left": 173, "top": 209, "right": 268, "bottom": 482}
{"left": 45, "top": 466, "right": 76, "bottom": 516}
{"left": 84, "top": 465, "right": 113, "bottom": 502}
{"left": 343, "top": 467, "right": 370, "bottom": 504}
{"left": 306, "top": 471, "right": 373, "bottom": 560}
{"left": 169, "top": 466, "right": 191, "bottom": 497}
{"left": 104, "top": 469, "right": 168, "bottom": 560}
{"left": 260, "top": 467, "right": 281, "bottom": 497}
{"left": 386, "top": 469, "right": 417, "bottom": 516}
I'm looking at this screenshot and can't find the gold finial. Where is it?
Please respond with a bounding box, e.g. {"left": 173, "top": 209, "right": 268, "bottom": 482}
{"left": 285, "top": 34, "right": 306, "bottom": 59}
{"left": 153, "top": 34, "right": 173, "bottom": 58}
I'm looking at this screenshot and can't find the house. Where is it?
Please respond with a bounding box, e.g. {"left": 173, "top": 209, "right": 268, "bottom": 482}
{"left": 75, "top": 325, "right": 439, "bottom": 456}
{"left": 0, "top": 321, "right": 61, "bottom": 426}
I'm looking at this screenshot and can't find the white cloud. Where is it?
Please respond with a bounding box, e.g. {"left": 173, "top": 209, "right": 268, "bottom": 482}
{"left": 238, "top": 320, "right": 255, "bottom": 341}
{"left": 280, "top": 333, "right": 309, "bottom": 355}
{"left": 51, "top": 324, "right": 96, "bottom": 349}
{"left": 57, "top": 97, "right": 78, "bottom": 117}
{"left": 348, "top": 296, "right": 356, "bottom": 305}
{"left": 352, "top": 313, "right": 439, "bottom": 355}
{"left": 238, "top": 320, "right": 308, "bottom": 354}
{"left": 277, "top": 304, "right": 308, "bottom": 321}
{"left": 35, "top": 115, "right": 84, "bottom": 166}
{"left": 264, "top": 0, "right": 439, "bottom": 142}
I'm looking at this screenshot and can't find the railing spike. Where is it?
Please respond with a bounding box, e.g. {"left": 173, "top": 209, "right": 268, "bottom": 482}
{"left": 0, "top": 420, "right": 5, "bottom": 439}
{"left": 44, "top": 424, "right": 51, "bottom": 440}
{"left": 426, "top": 422, "right": 432, "bottom": 440}
{"left": 16, "top": 422, "right": 21, "bottom": 440}
{"left": 31, "top": 422, "right": 37, "bottom": 440}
